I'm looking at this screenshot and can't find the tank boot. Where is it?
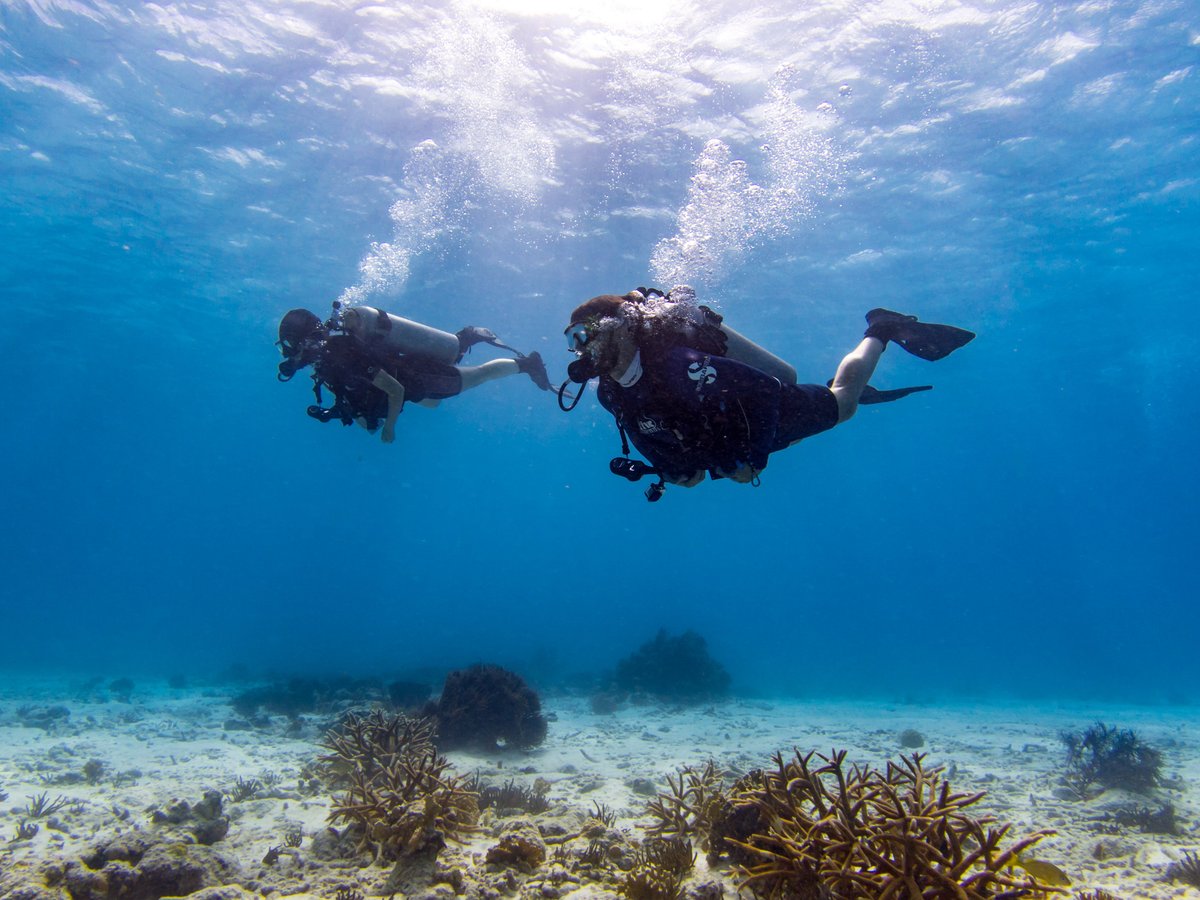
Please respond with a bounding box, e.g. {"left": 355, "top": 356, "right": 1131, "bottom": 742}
{"left": 456, "top": 325, "right": 501, "bottom": 359}
{"left": 864, "top": 308, "right": 975, "bottom": 361}
{"left": 517, "top": 351, "right": 552, "bottom": 391}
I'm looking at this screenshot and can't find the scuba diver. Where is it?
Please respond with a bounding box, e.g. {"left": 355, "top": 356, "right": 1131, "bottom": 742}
{"left": 278, "top": 303, "right": 552, "bottom": 444}
{"left": 559, "top": 287, "right": 975, "bottom": 501}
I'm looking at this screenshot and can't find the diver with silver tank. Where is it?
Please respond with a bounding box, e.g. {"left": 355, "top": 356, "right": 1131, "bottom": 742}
{"left": 277, "top": 302, "right": 552, "bottom": 444}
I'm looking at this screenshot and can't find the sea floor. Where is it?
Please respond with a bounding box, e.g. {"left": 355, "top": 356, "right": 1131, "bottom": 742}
{"left": 1, "top": 676, "right": 1198, "bottom": 900}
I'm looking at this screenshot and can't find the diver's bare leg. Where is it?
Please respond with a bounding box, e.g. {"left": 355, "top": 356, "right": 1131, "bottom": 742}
{"left": 458, "top": 359, "right": 519, "bottom": 391}
{"left": 829, "top": 337, "right": 884, "bottom": 423}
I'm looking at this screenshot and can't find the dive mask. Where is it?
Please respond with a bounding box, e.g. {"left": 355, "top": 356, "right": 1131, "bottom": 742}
{"left": 276, "top": 333, "right": 324, "bottom": 380}
{"left": 565, "top": 321, "right": 592, "bottom": 352}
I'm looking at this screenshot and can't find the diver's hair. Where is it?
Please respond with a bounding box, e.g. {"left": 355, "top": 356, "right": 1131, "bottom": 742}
{"left": 568, "top": 294, "right": 627, "bottom": 326}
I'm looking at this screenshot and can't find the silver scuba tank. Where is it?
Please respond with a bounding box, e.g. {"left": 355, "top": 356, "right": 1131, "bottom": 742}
{"left": 651, "top": 290, "right": 799, "bottom": 385}
{"left": 341, "top": 305, "right": 461, "bottom": 365}
{"left": 716, "top": 324, "right": 798, "bottom": 385}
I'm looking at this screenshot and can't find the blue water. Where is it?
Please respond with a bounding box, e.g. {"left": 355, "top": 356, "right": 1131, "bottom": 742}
{"left": 2, "top": 0, "right": 1197, "bottom": 702}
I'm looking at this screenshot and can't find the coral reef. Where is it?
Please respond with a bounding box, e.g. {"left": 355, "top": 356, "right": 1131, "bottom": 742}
{"left": 485, "top": 822, "right": 548, "bottom": 870}
{"left": 16, "top": 704, "right": 71, "bottom": 731}
{"left": 613, "top": 630, "right": 731, "bottom": 704}
{"left": 83, "top": 759, "right": 107, "bottom": 784}
{"left": 1060, "top": 722, "right": 1163, "bottom": 795}
{"left": 426, "top": 664, "right": 547, "bottom": 752}
{"left": 50, "top": 838, "right": 240, "bottom": 900}
{"left": 620, "top": 836, "right": 696, "bottom": 900}
{"left": 475, "top": 776, "right": 552, "bottom": 813}
{"left": 108, "top": 678, "right": 135, "bottom": 703}
{"left": 321, "top": 709, "right": 479, "bottom": 860}
{"left": 149, "top": 789, "right": 230, "bottom": 845}
{"left": 643, "top": 760, "right": 725, "bottom": 850}
{"left": 229, "top": 676, "right": 396, "bottom": 721}
{"left": 387, "top": 679, "right": 431, "bottom": 710}
{"left": 646, "top": 750, "right": 1066, "bottom": 899}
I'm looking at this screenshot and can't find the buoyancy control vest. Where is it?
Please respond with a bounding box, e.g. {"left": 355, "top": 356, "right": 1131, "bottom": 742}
{"left": 305, "top": 304, "right": 464, "bottom": 428}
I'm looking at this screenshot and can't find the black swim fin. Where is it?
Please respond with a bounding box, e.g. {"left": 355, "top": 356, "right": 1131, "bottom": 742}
{"left": 517, "top": 351, "right": 552, "bottom": 391}
{"left": 826, "top": 380, "right": 933, "bottom": 405}
{"left": 859, "top": 383, "right": 932, "bottom": 404}
{"left": 456, "top": 325, "right": 526, "bottom": 361}
{"left": 864, "top": 308, "right": 975, "bottom": 361}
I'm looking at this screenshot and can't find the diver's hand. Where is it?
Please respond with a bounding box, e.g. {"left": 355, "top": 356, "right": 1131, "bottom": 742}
{"left": 723, "top": 463, "right": 758, "bottom": 484}
{"left": 381, "top": 424, "right": 396, "bottom": 444}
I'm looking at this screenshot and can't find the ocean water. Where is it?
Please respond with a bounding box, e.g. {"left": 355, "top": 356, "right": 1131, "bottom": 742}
{"left": 1, "top": 0, "right": 1197, "bottom": 704}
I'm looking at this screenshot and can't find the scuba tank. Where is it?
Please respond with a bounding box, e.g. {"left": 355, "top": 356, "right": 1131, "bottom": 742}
{"left": 341, "top": 305, "right": 461, "bottom": 365}
{"left": 639, "top": 288, "right": 799, "bottom": 385}
{"left": 715, "top": 323, "right": 797, "bottom": 385}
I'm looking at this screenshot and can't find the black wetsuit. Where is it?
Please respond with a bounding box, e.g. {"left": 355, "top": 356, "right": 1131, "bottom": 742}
{"left": 596, "top": 346, "right": 838, "bottom": 482}
{"left": 312, "top": 334, "right": 463, "bottom": 430}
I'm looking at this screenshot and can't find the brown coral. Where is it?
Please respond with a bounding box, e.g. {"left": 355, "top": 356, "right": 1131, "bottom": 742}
{"left": 647, "top": 750, "right": 1067, "bottom": 900}
{"left": 643, "top": 760, "right": 724, "bottom": 841}
{"left": 731, "top": 750, "right": 1063, "bottom": 899}
{"left": 485, "top": 832, "right": 547, "bottom": 870}
{"left": 620, "top": 836, "right": 695, "bottom": 900}
{"left": 321, "top": 710, "right": 478, "bottom": 861}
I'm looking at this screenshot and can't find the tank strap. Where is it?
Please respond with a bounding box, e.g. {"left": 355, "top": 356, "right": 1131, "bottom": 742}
{"left": 373, "top": 307, "right": 392, "bottom": 335}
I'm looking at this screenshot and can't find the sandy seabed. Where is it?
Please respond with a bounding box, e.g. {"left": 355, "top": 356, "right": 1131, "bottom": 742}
{"left": 1, "top": 677, "right": 1198, "bottom": 900}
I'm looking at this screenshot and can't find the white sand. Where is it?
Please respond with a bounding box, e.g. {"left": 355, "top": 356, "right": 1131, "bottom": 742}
{"left": 1, "top": 676, "right": 1198, "bottom": 899}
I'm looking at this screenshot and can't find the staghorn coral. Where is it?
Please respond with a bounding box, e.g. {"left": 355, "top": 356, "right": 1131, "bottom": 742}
{"left": 643, "top": 760, "right": 724, "bottom": 840}
{"left": 322, "top": 707, "right": 437, "bottom": 781}
{"left": 732, "top": 750, "right": 1063, "bottom": 899}
{"left": 648, "top": 750, "right": 1066, "bottom": 900}
{"left": 322, "top": 709, "right": 478, "bottom": 861}
{"left": 620, "top": 836, "right": 695, "bottom": 900}
{"left": 644, "top": 761, "right": 764, "bottom": 866}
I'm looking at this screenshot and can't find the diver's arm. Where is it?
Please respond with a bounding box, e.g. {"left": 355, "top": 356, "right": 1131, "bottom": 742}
{"left": 372, "top": 369, "right": 405, "bottom": 444}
